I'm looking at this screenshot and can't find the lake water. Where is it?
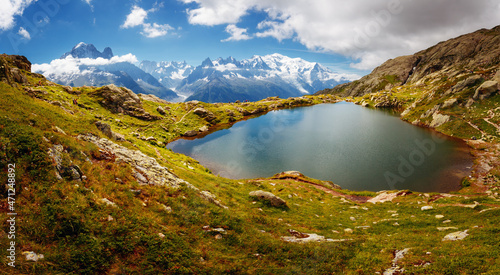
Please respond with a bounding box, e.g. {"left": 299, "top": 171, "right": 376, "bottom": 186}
{"left": 167, "top": 102, "right": 473, "bottom": 192}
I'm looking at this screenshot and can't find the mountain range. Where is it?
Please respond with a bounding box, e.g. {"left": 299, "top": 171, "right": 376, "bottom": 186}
{"left": 34, "top": 43, "right": 356, "bottom": 103}
{"left": 33, "top": 43, "right": 179, "bottom": 101}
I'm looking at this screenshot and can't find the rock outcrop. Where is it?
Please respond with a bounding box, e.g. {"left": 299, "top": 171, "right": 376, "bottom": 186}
{"left": 473, "top": 81, "right": 499, "bottom": 100}
{"left": 0, "top": 54, "right": 32, "bottom": 86}
{"left": 93, "top": 84, "right": 161, "bottom": 121}
{"left": 48, "top": 144, "right": 85, "bottom": 181}
{"left": 79, "top": 134, "right": 189, "bottom": 188}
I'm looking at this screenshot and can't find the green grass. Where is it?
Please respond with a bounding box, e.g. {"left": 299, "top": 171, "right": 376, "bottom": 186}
{"left": 1, "top": 63, "right": 500, "bottom": 274}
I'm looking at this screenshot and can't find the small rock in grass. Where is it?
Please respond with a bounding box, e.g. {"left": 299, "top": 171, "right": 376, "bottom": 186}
{"left": 421, "top": 206, "right": 434, "bottom": 211}
{"left": 442, "top": 230, "right": 469, "bottom": 241}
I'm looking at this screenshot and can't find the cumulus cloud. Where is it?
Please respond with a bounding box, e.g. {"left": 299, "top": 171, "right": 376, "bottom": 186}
{"left": 182, "top": 0, "right": 500, "bottom": 70}
{"left": 18, "top": 27, "right": 30, "bottom": 40}
{"left": 222, "top": 24, "right": 252, "bottom": 42}
{"left": 32, "top": 54, "right": 139, "bottom": 77}
{"left": 0, "top": 0, "right": 36, "bottom": 31}
{"left": 181, "top": 0, "right": 251, "bottom": 26}
{"left": 122, "top": 5, "right": 148, "bottom": 28}
{"left": 121, "top": 5, "right": 172, "bottom": 38}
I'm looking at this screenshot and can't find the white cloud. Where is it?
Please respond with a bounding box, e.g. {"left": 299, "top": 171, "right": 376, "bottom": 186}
{"left": 142, "top": 23, "right": 173, "bottom": 38}
{"left": 222, "top": 24, "right": 252, "bottom": 42}
{"left": 181, "top": 0, "right": 251, "bottom": 26}
{"left": 121, "top": 4, "right": 172, "bottom": 38}
{"left": 0, "top": 0, "right": 36, "bottom": 31}
{"left": 122, "top": 5, "right": 148, "bottom": 28}
{"left": 18, "top": 27, "right": 30, "bottom": 40}
{"left": 182, "top": 0, "right": 500, "bottom": 70}
{"left": 32, "top": 54, "right": 139, "bottom": 77}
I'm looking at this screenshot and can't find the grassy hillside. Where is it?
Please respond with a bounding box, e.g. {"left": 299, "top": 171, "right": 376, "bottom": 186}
{"left": 0, "top": 54, "right": 499, "bottom": 274}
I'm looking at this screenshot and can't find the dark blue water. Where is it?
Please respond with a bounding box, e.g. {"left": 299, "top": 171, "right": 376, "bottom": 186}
{"left": 168, "top": 102, "right": 472, "bottom": 192}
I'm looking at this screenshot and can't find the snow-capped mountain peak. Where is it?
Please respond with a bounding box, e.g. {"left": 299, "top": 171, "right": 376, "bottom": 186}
{"left": 61, "top": 42, "right": 114, "bottom": 59}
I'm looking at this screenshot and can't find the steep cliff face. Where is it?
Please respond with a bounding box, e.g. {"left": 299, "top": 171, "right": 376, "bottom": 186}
{"left": 318, "top": 25, "right": 500, "bottom": 97}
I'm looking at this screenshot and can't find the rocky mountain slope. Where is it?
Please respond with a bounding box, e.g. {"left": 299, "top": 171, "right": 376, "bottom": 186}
{"left": 1, "top": 35, "right": 500, "bottom": 274}
{"left": 33, "top": 43, "right": 180, "bottom": 101}
{"left": 317, "top": 26, "right": 500, "bottom": 97}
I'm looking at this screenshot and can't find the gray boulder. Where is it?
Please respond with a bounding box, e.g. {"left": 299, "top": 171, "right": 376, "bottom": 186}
{"left": 249, "top": 190, "right": 287, "bottom": 207}
{"left": 430, "top": 113, "right": 450, "bottom": 128}
{"left": 95, "top": 121, "right": 125, "bottom": 141}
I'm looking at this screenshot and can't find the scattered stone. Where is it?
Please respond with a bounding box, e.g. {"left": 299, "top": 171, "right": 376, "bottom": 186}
{"left": 465, "top": 98, "right": 475, "bottom": 108}
{"left": 442, "top": 230, "right": 469, "bottom": 241}
{"left": 479, "top": 208, "right": 496, "bottom": 213}
{"left": 421, "top": 206, "right": 434, "bottom": 211}
{"left": 156, "top": 106, "right": 167, "bottom": 115}
{"left": 99, "top": 198, "right": 117, "bottom": 208}
{"left": 53, "top": 126, "right": 67, "bottom": 135}
{"left": 350, "top": 217, "right": 356, "bottom": 221}
{"left": 107, "top": 215, "right": 114, "bottom": 222}
{"left": 22, "top": 251, "right": 44, "bottom": 262}
{"left": 161, "top": 204, "right": 173, "bottom": 213}
{"left": 442, "top": 220, "right": 452, "bottom": 224}
{"left": 200, "top": 190, "right": 228, "bottom": 209}
{"left": 435, "top": 215, "right": 445, "bottom": 219}
{"left": 356, "top": 226, "right": 370, "bottom": 230}
{"left": 215, "top": 234, "right": 223, "bottom": 240}
{"left": 199, "top": 125, "right": 209, "bottom": 132}
{"left": 383, "top": 248, "right": 410, "bottom": 275}
{"left": 95, "top": 121, "right": 125, "bottom": 141}
{"left": 344, "top": 228, "right": 353, "bottom": 233}
{"left": 442, "top": 98, "right": 458, "bottom": 109}
{"left": 193, "top": 107, "right": 216, "bottom": 122}
{"left": 368, "top": 190, "right": 411, "bottom": 203}
{"left": 212, "top": 228, "right": 227, "bottom": 234}
{"left": 437, "top": 227, "right": 458, "bottom": 231}
{"left": 281, "top": 232, "right": 346, "bottom": 243}
{"left": 249, "top": 190, "right": 287, "bottom": 207}
{"left": 464, "top": 201, "right": 480, "bottom": 209}
{"left": 158, "top": 233, "right": 165, "bottom": 238}
{"left": 430, "top": 112, "right": 450, "bottom": 128}
{"left": 288, "top": 229, "right": 309, "bottom": 238}
{"left": 183, "top": 130, "right": 198, "bottom": 137}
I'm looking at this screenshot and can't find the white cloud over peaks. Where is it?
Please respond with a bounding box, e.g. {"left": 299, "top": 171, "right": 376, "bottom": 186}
{"left": 181, "top": 0, "right": 252, "bottom": 26}
{"left": 222, "top": 24, "right": 252, "bottom": 42}
{"left": 121, "top": 5, "right": 172, "bottom": 38}
{"left": 0, "top": 0, "right": 36, "bottom": 31}
{"left": 32, "top": 54, "right": 139, "bottom": 77}
{"left": 18, "top": 27, "right": 30, "bottom": 39}
{"left": 182, "top": 0, "right": 500, "bottom": 70}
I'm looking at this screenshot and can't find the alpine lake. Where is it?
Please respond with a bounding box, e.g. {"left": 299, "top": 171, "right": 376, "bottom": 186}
{"left": 167, "top": 102, "right": 473, "bottom": 192}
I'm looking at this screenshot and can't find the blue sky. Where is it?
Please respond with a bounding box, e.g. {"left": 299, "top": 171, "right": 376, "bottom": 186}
{"left": 1, "top": 0, "right": 499, "bottom": 76}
